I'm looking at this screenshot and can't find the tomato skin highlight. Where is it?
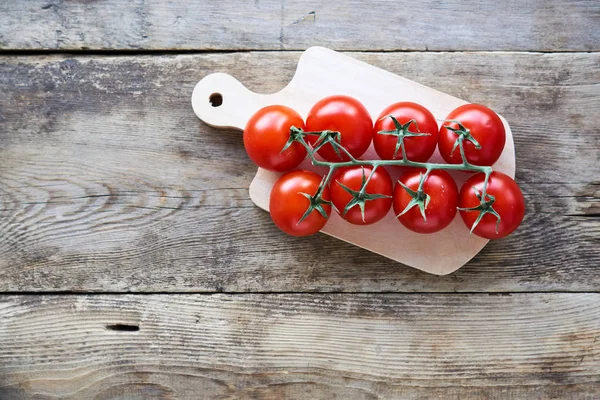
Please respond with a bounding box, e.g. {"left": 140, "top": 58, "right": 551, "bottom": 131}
{"left": 243, "top": 105, "right": 306, "bottom": 172}
{"left": 393, "top": 169, "right": 459, "bottom": 234}
{"left": 373, "top": 102, "right": 439, "bottom": 162}
{"left": 269, "top": 170, "right": 331, "bottom": 236}
{"left": 459, "top": 171, "right": 525, "bottom": 239}
{"left": 438, "top": 104, "right": 506, "bottom": 166}
{"left": 330, "top": 166, "right": 393, "bottom": 225}
{"left": 306, "top": 95, "right": 373, "bottom": 162}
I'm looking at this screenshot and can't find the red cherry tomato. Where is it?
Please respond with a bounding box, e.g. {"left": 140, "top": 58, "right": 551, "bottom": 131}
{"left": 269, "top": 170, "right": 331, "bottom": 236}
{"left": 243, "top": 105, "right": 306, "bottom": 172}
{"left": 438, "top": 104, "right": 506, "bottom": 166}
{"left": 459, "top": 171, "right": 525, "bottom": 239}
{"left": 330, "top": 166, "right": 393, "bottom": 225}
{"left": 305, "top": 95, "right": 373, "bottom": 162}
{"left": 393, "top": 169, "right": 459, "bottom": 234}
{"left": 373, "top": 102, "right": 439, "bottom": 162}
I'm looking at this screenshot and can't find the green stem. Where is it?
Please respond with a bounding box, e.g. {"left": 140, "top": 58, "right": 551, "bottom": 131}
{"left": 458, "top": 139, "right": 469, "bottom": 167}
{"left": 315, "top": 166, "right": 336, "bottom": 198}
{"left": 481, "top": 168, "right": 492, "bottom": 198}
{"left": 400, "top": 134, "right": 408, "bottom": 162}
{"left": 309, "top": 156, "right": 492, "bottom": 176}
{"left": 360, "top": 164, "right": 378, "bottom": 196}
{"left": 330, "top": 139, "right": 358, "bottom": 162}
{"left": 417, "top": 168, "right": 431, "bottom": 192}
{"left": 297, "top": 135, "right": 492, "bottom": 193}
{"left": 289, "top": 124, "right": 496, "bottom": 228}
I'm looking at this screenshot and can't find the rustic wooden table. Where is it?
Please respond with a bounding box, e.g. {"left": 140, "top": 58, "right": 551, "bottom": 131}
{"left": 1, "top": 2, "right": 599, "bottom": 399}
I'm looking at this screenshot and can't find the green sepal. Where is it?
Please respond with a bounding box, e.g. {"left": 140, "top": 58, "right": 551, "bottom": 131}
{"left": 297, "top": 192, "right": 332, "bottom": 225}
{"left": 457, "top": 186, "right": 502, "bottom": 234}
{"left": 396, "top": 177, "right": 431, "bottom": 221}
{"left": 442, "top": 120, "right": 482, "bottom": 155}
{"left": 335, "top": 168, "right": 391, "bottom": 223}
{"left": 280, "top": 125, "right": 307, "bottom": 154}
{"left": 312, "top": 130, "right": 343, "bottom": 159}
{"left": 377, "top": 116, "right": 431, "bottom": 159}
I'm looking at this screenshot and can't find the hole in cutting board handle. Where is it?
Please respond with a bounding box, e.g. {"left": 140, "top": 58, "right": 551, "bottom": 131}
{"left": 192, "top": 73, "right": 266, "bottom": 130}
{"left": 209, "top": 93, "right": 223, "bottom": 107}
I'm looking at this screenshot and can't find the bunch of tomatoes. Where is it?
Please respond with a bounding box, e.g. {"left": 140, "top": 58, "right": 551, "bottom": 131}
{"left": 243, "top": 95, "right": 525, "bottom": 240}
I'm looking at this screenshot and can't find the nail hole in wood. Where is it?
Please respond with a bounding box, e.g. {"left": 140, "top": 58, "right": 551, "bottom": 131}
{"left": 209, "top": 93, "right": 223, "bottom": 107}
{"left": 106, "top": 324, "right": 139, "bottom": 332}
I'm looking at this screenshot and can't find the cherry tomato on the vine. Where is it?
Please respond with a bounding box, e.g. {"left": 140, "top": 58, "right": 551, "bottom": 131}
{"left": 438, "top": 104, "right": 506, "bottom": 166}
{"left": 306, "top": 95, "right": 373, "bottom": 162}
{"left": 459, "top": 171, "right": 525, "bottom": 239}
{"left": 393, "top": 169, "right": 459, "bottom": 234}
{"left": 330, "top": 166, "right": 393, "bottom": 225}
{"left": 269, "top": 170, "right": 331, "bottom": 236}
{"left": 373, "top": 102, "right": 439, "bottom": 162}
{"left": 243, "top": 105, "right": 306, "bottom": 172}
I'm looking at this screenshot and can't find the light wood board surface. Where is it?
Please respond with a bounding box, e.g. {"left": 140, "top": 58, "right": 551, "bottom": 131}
{"left": 192, "top": 47, "right": 516, "bottom": 275}
{"left": 1, "top": 294, "right": 599, "bottom": 399}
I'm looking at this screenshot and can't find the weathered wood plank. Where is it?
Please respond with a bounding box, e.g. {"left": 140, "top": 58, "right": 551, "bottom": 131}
{"left": 0, "top": 294, "right": 599, "bottom": 399}
{"left": 0, "top": 52, "right": 599, "bottom": 292}
{"left": 0, "top": 1, "right": 599, "bottom": 51}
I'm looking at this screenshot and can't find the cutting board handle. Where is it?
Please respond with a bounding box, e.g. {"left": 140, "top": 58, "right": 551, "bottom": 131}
{"left": 191, "top": 72, "right": 267, "bottom": 131}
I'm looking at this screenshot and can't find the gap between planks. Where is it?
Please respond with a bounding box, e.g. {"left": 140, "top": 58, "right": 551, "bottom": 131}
{"left": 1, "top": 291, "right": 599, "bottom": 295}
{"left": 0, "top": 49, "right": 599, "bottom": 57}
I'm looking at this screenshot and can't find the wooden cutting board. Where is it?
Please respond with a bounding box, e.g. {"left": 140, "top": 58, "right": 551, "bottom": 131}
{"left": 191, "top": 47, "right": 515, "bottom": 275}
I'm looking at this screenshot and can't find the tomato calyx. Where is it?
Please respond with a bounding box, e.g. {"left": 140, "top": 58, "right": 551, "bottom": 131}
{"left": 377, "top": 116, "right": 431, "bottom": 159}
{"left": 281, "top": 126, "right": 310, "bottom": 154}
{"left": 310, "top": 130, "right": 344, "bottom": 159}
{"left": 286, "top": 126, "right": 353, "bottom": 161}
{"left": 457, "top": 187, "right": 501, "bottom": 234}
{"left": 396, "top": 171, "right": 432, "bottom": 221}
{"left": 442, "top": 120, "right": 482, "bottom": 161}
{"left": 297, "top": 191, "right": 333, "bottom": 224}
{"left": 336, "top": 167, "right": 392, "bottom": 222}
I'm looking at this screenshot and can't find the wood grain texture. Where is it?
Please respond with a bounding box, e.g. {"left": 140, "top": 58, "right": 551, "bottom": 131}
{"left": 0, "top": 52, "right": 599, "bottom": 292}
{"left": 1, "top": 294, "right": 599, "bottom": 399}
{"left": 1, "top": 0, "right": 599, "bottom": 52}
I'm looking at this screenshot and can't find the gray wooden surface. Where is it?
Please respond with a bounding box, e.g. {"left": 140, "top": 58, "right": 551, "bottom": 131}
{"left": 1, "top": 52, "right": 598, "bottom": 293}
{"left": 1, "top": 294, "right": 600, "bottom": 399}
{"left": 1, "top": 1, "right": 600, "bottom": 399}
{"left": 1, "top": 0, "right": 599, "bottom": 51}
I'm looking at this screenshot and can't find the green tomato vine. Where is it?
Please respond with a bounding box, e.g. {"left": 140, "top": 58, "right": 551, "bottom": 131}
{"left": 287, "top": 117, "right": 502, "bottom": 233}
